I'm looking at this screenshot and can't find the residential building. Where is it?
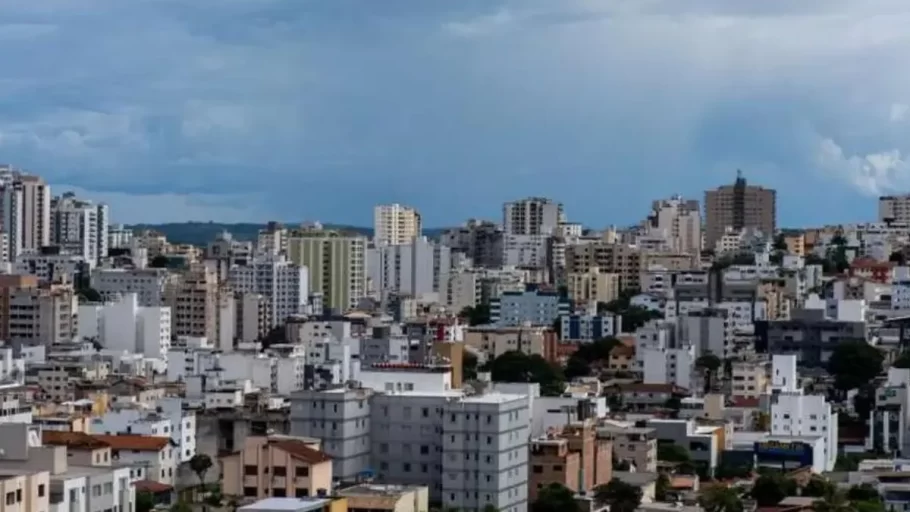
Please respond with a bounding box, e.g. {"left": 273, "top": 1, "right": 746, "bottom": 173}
{"left": 564, "top": 242, "right": 641, "bottom": 291}
{"left": 866, "top": 367, "right": 910, "bottom": 456}
{"left": 236, "top": 293, "right": 273, "bottom": 345}
{"left": 0, "top": 276, "right": 77, "bottom": 344}
{"left": 704, "top": 171, "right": 776, "bottom": 249}
{"left": 15, "top": 249, "right": 87, "bottom": 284}
{"left": 286, "top": 228, "right": 366, "bottom": 313}
{"left": 221, "top": 436, "right": 333, "bottom": 500}
{"left": 440, "top": 219, "right": 503, "bottom": 269}
{"left": 91, "top": 268, "right": 169, "bottom": 307}
{"left": 239, "top": 497, "right": 345, "bottom": 512}
{"left": 646, "top": 195, "right": 702, "bottom": 255}
{"left": 559, "top": 314, "right": 621, "bottom": 342}
{"left": 463, "top": 326, "right": 547, "bottom": 359}
{"left": 335, "top": 483, "right": 429, "bottom": 512}
{"left": 92, "top": 434, "right": 177, "bottom": 485}
{"left": 374, "top": 204, "right": 421, "bottom": 246}
{"left": 565, "top": 268, "right": 621, "bottom": 305}
{"left": 367, "top": 237, "right": 449, "bottom": 300}
{"left": 107, "top": 224, "right": 133, "bottom": 250}
{"left": 166, "top": 264, "right": 235, "bottom": 350}
{"left": 0, "top": 467, "right": 50, "bottom": 512}
{"left": 490, "top": 288, "right": 570, "bottom": 327}
{"left": 90, "top": 398, "right": 196, "bottom": 463}
{"left": 879, "top": 195, "right": 910, "bottom": 224}
{"left": 229, "top": 255, "right": 308, "bottom": 327}
{"left": 50, "top": 193, "right": 108, "bottom": 267}
{"left": 731, "top": 358, "right": 771, "bottom": 399}
{"left": 78, "top": 293, "right": 171, "bottom": 359}
{"left": 503, "top": 197, "right": 562, "bottom": 236}
{"left": 528, "top": 421, "right": 611, "bottom": 501}
{"left": 0, "top": 170, "right": 51, "bottom": 260}
{"left": 597, "top": 422, "right": 657, "bottom": 472}
{"left": 641, "top": 347, "right": 695, "bottom": 391}
{"left": 257, "top": 222, "right": 288, "bottom": 256}
{"left": 755, "top": 307, "right": 867, "bottom": 366}
{"left": 647, "top": 419, "right": 724, "bottom": 477}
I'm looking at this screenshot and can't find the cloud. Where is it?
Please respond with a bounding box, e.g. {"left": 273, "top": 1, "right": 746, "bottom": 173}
{"left": 0, "top": 0, "right": 909, "bottom": 226}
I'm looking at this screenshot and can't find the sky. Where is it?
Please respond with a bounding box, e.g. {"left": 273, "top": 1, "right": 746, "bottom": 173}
{"left": 1, "top": 0, "right": 910, "bottom": 227}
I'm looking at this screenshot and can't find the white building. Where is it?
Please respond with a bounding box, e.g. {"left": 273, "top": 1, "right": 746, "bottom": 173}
{"left": 866, "top": 367, "right": 910, "bottom": 456}
{"left": 367, "top": 237, "right": 449, "bottom": 300}
{"left": 15, "top": 250, "right": 87, "bottom": 283}
{"left": 766, "top": 355, "right": 838, "bottom": 473}
{"left": 228, "top": 255, "right": 308, "bottom": 327}
{"left": 501, "top": 234, "right": 549, "bottom": 268}
{"left": 642, "top": 346, "right": 695, "bottom": 391}
{"left": 78, "top": 293, "right": 171, "bottom": 359}
{"left": 0, "top": 170, "right": 51, "bottom": 261}
{"left": 91, "top": 268, "right": 170, "bottom": 307}
{"left": 646, "top": 195, "right": 702, "bottom": 254}
{"left": 108, "top": 223, "right": 134, "bottom": 250}
{"left": 92, "top": 397, "right": 196, "bottom": 463}
{"left": 219, "top": 350, "right": 306, "bottom": 396}
{"left": 373, "top": 204, "right": 421, "bottom": 246}
{"left": 50, "top": 193, "right": 109, "bottom": 267}
{"left": 503, "top": 197, "right": 562, "bottom": 236}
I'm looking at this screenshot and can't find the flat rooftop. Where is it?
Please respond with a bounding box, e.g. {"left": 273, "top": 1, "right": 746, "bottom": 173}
{"left": 239, "top": 497, "right": 331, "bottom": 511}
{"left": 336, "top": 483, "right": 423, "bottom": 496}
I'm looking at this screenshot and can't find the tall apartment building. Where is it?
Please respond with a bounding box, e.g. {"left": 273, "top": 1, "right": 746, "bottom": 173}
{"left": 91, "top": 268, "right": 170, "bottom": 307}
{"left": 367, "top": 237, "right": 450, "bottom": 300}
{"left": 50, "top": 192, "right": 109, "bottom": 266}
{"left": 257, "top": 221, "right": 288, "bottom": 256}
{"left": 166, "top": 264, "right": 235, "bottom": 349}
{"left": 0, "top": 275, "right": 77, "bottom": 344}
{"left": 566, "top": 267, "right": 621, "bottom": 305}
{"left": 286, "top": 229, "right": 366, "bottom": 313}
{"left": 0, "top": 168, "right": 51, "bottom": 261}
{"left": 228, "top": 255, "right": 308, "bottom": 327}
{"left": 704, "top": 171, "right": 776, "bottom": 249}
{"left": 78, "top": 293, "right": 171, "bottom": 359}
{"left": 235, "top": 292, "right": 272, "bottom": 344}
{"left": 374, "top": 204, "right": 422, "bottom": 246}
{"left": 108, "top": 224, "right": 133, "bottom": 250}
{"left": 564, "top": 242, "right": 641, "bottom": 291}
{"left": 503, "top": 197, "right": 563, "bottom": 236}
{"left": 879, "top": 195, "right": 910, "bottom": 224}
{"left": 290, "top": 387, "right": 530, "bottom": 511}
{"left": 441, "top": 219, "right": 504, "bottom": 268}
{"left": 647, "top": 195, "right": 701, "bottom": 254}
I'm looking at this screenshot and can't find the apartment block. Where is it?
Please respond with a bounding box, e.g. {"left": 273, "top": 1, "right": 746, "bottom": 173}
{"left": 704, "top": 172, "right": 776, "bottom": 249}
{"left": 221, "top": 436, "right": 333, "bottom": 500}
{"left": 565, "top": 242, "right": 641, "bottom": 291}
{"left": 529, "top": 421, "right": 611, "bottom": 501}
{"left": 78, "top": 293, "right": 171, "bottom": 359}
{"left": 597, "top": 422, "right": 657, "bottom": 472}
{"left": 503, "top": 197, "right": 562, "bottom": 236}
{"left": 490, "top": 288, "right": 570, "bottom": 327}
{"left": 463, "top": 326, "right": 547, "bottom": 359}
{"left": 166, "top": 264, "right": 235, "bottom": 350}
{"left": 646, "top": 195, "right": 702, "bottom": 255}
{"left": 559, "top": 314, "right": 621, "bottom": 342}
{"left": 50, "top": 193, "right": 108, "bottom": 267}
{"left": 867, "top": 368, "right": 910, "bottom": 455}
{"left": 374, "top": 204, "right": 422, "bottom": 246}
{"left": 91, "top": 268, "right": 169, "bottom": 307}
{"left": 367, "top": 237, "right": 450, "bottom": 300}
{"left": 440, "top": 219, "right": 504, "bottom": 269}
{"left": 566, "top": 268, "right": 620, "bottom": 305}
{"left": 287, "top": 229, "right": 366, "bottom": 313}
{"left": 229, "top": 255, "right": 309, "bottom": 327}
{"left": 0, "top": 276, "right": 77, "bottom": 344}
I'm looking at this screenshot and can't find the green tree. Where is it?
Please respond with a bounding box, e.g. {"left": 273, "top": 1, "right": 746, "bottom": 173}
{"left": 136, "top": 491, "right": 155, "bottom": 512}
{"left": 189, "top": 453, "right": 213, "bottom": 489}
{"left": 149, "top": 255, "right": 170, "bottom": 268}
{"left": 594, "top": 479, "right": 642, "bottom": 512}
{"left": 811, "top": 489, "right": 852, "bottom": 512}
{"left": 564, "top": 337, "right": 619, "bottom": 379}
{"left": 170, "top": 502, "right": 192, "bottom": 512}
{"left": 664, "top": 396, "right": 682, "bottom": 419}
{"left": 699, "top": 484, "right": 744, "bottom": 512}
{"left": 827, "top": 341, "right": 884, "bottom": 393}
{"left": 890, "top": 251, "right": 907, "bottom": 265}
{"left": 77, "top": 287, "right": 103, "bottom": 303}
{"left": 803, "top": 476, "right": 836, "bottom": 498}
{"left": 655, "top": 473, "right": 671, "bottom": 501}
{"left": 460, "top": 305, "right": 491, "bottom": 326}
{"left": 463, "top": 351, "right": 479, "bottom": 381}
{"left": 487, "top": 351, "right": 565, "bottom": 396}
{"left": 894, "top": 352, "right": 910, "bottom": 369}
{"left": 482, "top": 505, "right": 499, "bottom": 512}
{"left": 750, "top": 473, "right": 796, "bottom": 506}
{"left": 657, "top": 443, "right": 691, "bottom": 463}
{"left": 696, "top": 352, "right": 722, "bottom": 394}
{"left": 853, "top": 384, "right": 876, "bottom": 421}
{"left": 532, "top": 483, "right": 580, "bottom": 512}
{"left": 847, "top": 484, "right": 881, "bottom": 503}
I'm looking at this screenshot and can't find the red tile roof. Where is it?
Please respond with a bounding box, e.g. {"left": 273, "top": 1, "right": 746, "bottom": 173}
{"left": 133, "top": 480, "right": 173, "bottom": 493}
{"left": 42, "top": 430, "right": 110, "bottom": 450}
{"left": 92, "top": 434, "right": 170, "bottom": 451}
{"left": 270, "top": 440, "right": 332, "bottom": 464}
{"left": 730, "top": 396, "right": 761, "bottom": 408}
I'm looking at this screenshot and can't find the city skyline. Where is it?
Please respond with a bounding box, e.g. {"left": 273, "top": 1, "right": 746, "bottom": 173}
{"left": 1, "top": 1, "right": 908, "bottom": 225}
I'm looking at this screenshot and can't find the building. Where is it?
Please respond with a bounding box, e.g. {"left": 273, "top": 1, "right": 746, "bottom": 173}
{"left": 367, "top": 238, "right": 449, "bottom": 300}
{"left": 0, "top": 276, "right": 77, "bottom": 344}
{"left": 91, "top": 268, "right": 170, "bottom": 307}
{"left": 335, "top": 483, "right": 429, "bottom": 512}
{"left": 597, "top": 422, "right": 657, "bottom": 472}
{"left": 528, "top": 421, "right": 611, "bottom": 501}
{"left": 286, "top": 229, "right": 366, "bottom": 313}
{"left": 755, "top": 307, "right": 867, "bottom": 367}
{"left": 0, "top": 170, "right": 51, "bottom": 260}
{"left": 440, "top": 220, "right": 503, "bottom": 269}
{"left": 15, "top": 249, "right": 88, "bottom": 284}
{"left": 503, "top": 197, "right": 562, "bottom": 236}
{"left": 236, "top": 293, "right": 273, "bottom": 345}
{"left": 564, "top": 243, "right": 641, "bottom": 292}
{"left": 221, "top": 436, "right": 333, "bottom": 500}
{"left": 646, "top": 419, "right": 724, "bottom": 477}
{"left": 866, "top": 367, "right": 910, "bottom": 456}
{"left": 879, "top": 195, "right": 910, "bottom": 224}
{"left": 166, "top": 264, "right": 235, "bottom": 350}
{"left": 50, "top": 193, "right": 109, "bottom": 267}
{"left": 566, "top": 268, "right": 621, "bottom": 305}
{"left": 78, "top": 293, "right": 171, "bottom": 359}
{"left": 239, "top": 497, "right": 345, "bottom": 512}
{"left": 730, "top": 358, "right": 771, "bottom": 399}
{"left": 641, "top": 347, "right": 695, "bottom": 391}
{"left": 559, "top": 314, "right": 621, "bottom": 342}
{"left": 646, "top": 196, "right": 702, "bottom": 255}
{"left": 374, "top": 204, "right": 421, "bottom": 246}
{"left": 463, "top": 325, "right": 547, "bottom": 359}
{"left": 490, "top": 288, "right": 570, "bottom": 327}
{"left": 704, "top": 171, "right": 776, "bottom": 250}
{"left": 229, "top": 255, "right": 308, "bottom": 327}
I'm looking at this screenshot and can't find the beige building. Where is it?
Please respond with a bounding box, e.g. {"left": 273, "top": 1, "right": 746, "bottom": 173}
{"left": 0, "top": 276, "right": 77, "bottom": 344}
{"left": 287, "top": 228, "right": 366, "bottom": 312}
{"left": 373, "top": 204, "right": 421, "bottom": 246}
{"left": 236, "top": 292, "right": 272, "bottom": 344}
{"left": 783, "top": 233, "right": 806, "bottom": 257}
{"left": 646, "top": 196, "right": 702, "bottom": 255}
{"left": 463, "top": 325, "right": 546, "bottom": 359}
{"left": 566, "top": 268, "right": 620, "bottom": 305}
{"left": 221, "top": 436, "right": 333, "bottom": 500}
{"left": 704, "top": 172, "right": 776, "bottom": 249}
{"left": 597, "top": 422, "right": 657, "bottom": 472}
{"left": 879, "top": 195, "right": 910, "bottom": 224}
{"left": 0, "top": 468, "right": 50, "bottom": 512}
{"left": 731, "top": 358, "right": 771, "bottom": 398}
{"left": 133, "top": 230, "right": 170, "bottom": 257}
{"left": 565, "top": 242, "right": 641, "bottom": 292}
{"left": 166, "top": 264, "right": 234, "bottom": 349}
{"left": 336, "top": 484, "right": 429, "bottom": 512}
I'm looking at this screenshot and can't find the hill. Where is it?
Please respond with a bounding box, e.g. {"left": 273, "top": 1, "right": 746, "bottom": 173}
{"left": 126, "top": 222, "right": 449, "bottom": 246}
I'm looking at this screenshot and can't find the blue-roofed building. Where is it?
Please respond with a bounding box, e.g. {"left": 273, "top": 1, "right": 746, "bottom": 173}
{"left": 490, "top": 288, "right": 570, "bottom": 327}
{"left": 560, "top": 313, "right": 622, "bottom": 342}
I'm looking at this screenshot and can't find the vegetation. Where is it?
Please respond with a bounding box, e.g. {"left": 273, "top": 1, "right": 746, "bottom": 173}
{"left": 564, "top": 337, "right": 620, "bottom": 379}
{"left": 810, "top": 488, "right": 852, "bottom": 512}
{"left": 750, "top": 473, "right": 797, "bottom": 506}
{"left": 713, "top": 461, "right": 753, "bottom": 480}
{"left": 655, "top": 473, "right": 671, "bottom": 501}
{"left": 827, "top": 340, "right": 884, "bottom": 393}
{"left": 696, "top": 352, "right": 722, "bottom": 394}
{"left": 598, "top": 288, "right": 662, "bottom": 332}
{"left": 460, "top": 304, "right": 491, "bottom": 326}
{"left": 77, "top": 287, "right": 103, "bottom": 303}
{"left": 664, "top": 396, "right": 682, "bottom": 418}
{"left": 803, "top": 476, "right": 837, "bottom": 498}
{"left": 136, "top": 491, "right": 155, "bottom": 512}
{"left": 149, "top": 255, "right": 171, "bottom": 268}
{"left": 486, "top": 351, "right": 565, "bottom": 396}
{"left": 531, "top": 483, "right": 581, "bottom": 512}
{"left": 170, "top": 502, "right": 192, "bottom": 512}
{"left": 463, "top": 351, "right": 479, "bottom": 380}
{"left": 699, "top": 484, "right": 744, "bottom": 512}
{"left": 657, "top": 443, "right": 690, "bottom": 463}
{"left": 189, "top": 453, "right": 214, "bottom": 487}
{"left": 594, "top": 480, "right": 642, "bottom": 512}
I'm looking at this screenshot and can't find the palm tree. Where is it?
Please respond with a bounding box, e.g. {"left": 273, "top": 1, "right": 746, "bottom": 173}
{"left": 699, "top": 484, "right": 744, "bottom": 512}
{"left": 812, "top": 489, "right": 852, "bottom": 512}
{"left": 696, "top": 352, "right": 722, "bottom": 394}
{"left": 594, "top": 480, "right": 642, "bottom": 512}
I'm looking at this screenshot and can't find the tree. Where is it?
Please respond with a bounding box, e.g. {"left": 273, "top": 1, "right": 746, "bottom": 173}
{"left": 77, "top": 287, "right": 103, "bottom": 303}
{"left": 847, "top": 484, "right": 881, "bottom": 503}
{"left": 664, "top": 396, "right": 682, "bottom": 418}
{"left": 657, "top": 443, "right": 690, "bottom": 463}
{"left": 827, "top": 341, "right": 884, "bottom": 393}
{"left": 750, "top": 473, "right": 796, "bottom": 506}
{"left": 594, "top": 479, "right": 642, "bottom": 512}
{"left": 150, "top": 255, "right": 170, "bottom": 268}
{"left": 803, "top": 476, "right": 836, "bottom": 498}
{"left": 482, "top": 505, "right": 499, "bottom": 512}
{"left": 655, "top": 473, "right": 671, "bottom": 501}
{"left": 714, "top": 462, "right": 753, "bottom": 480}
{"left": 853, "top": 384, "right": 876, "bottom": 421}
{"left": 460, "top": 305, "right": 491, "bottom": 326}
{"left": 890, "top": 251, "right": 907, "bottom": 265}
{"left": 696, "top": 352, "right": 722, "bottom": 394}
{"left": 189, "top": 453, "right": 213, "bottom": 488}
{"left": 811, "top": 489, "right": 852, "bottom": 512}
{"left": 487, "top": 351, "right": 565, "bottom": 396}
{"left": 894, "top": 352, "right": 910, "bottom": 369}
{"left": 565, "top": 337, "right": 619, "bottom": 379}
{"left": 136, "top": 491, "right": 155, "bottom": 512}
{"left": 170, "top": 502, "right": 192, "bottom": 512}
{"left": 463, "top": 351, "right": 479, "bottom": 381}
{"left": 699, "top": 484, "right": 744, "bottom": 512}
{"left": 532, "top": 483, "right": 580, "bottom": 512}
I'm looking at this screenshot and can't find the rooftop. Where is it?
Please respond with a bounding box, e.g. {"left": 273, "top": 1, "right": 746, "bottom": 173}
{"left": 239, "top": 497, "right": 331, "bottom": 512}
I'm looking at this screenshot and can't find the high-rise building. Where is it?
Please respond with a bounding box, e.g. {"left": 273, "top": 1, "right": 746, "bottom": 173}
{"left": 373, "top": 203, "right": 422, "bottom": 246}
{"left": 165, "top": 263, "right": 235, "bottom": 349}
{"left": 0, "top": 275, "right": 77, "bottom": 344}
{"left": 441, "top": 219, "right": 504, "bottom": 268}
{"left": 228, "top": 255, "right": 308, "bottom": 327}
{"left": 286, "top": 228, "right": 366, "bottom": 313}
{"left": 503, "top": 197, "right": 563, "bottom": 236}
{"left": 367, "top": 237, "right": 450, "bottom": 300}
{"left": 879, "top": 195, "right": 910, "bottom": 224}
{"left": 704, "top": 171, "right": 776, "bottom": 249}
{"left": 50, "top": 192, "right": 109, "bottom": 266}
{"left": 647, "top": 195, "right": 702, "bottom": 255}
{"left": 0, "top": 168, "right": 51, "bottom": 260}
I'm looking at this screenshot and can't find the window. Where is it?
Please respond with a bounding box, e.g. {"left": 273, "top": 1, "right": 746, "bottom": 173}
{"left": 93, "top": 485, "right": 102, "bottom": 497}
{"left": 273, "top": 489, "right": 287, "bottom": 497}
{"left": 553, "top": 465, "right": 563, "bottom": 471}
{"left": 295, "top": 489, "right": 309, "bottom": 498}
{"left": 38, "top": 485, "right": 45, "bottom": 498}
{"left": 422, "top": 407, "right": 429, "bottom": 417}
{"left": 104, "top": 483, "right": 113, "bottom": 494}
{"left": 420, "top": 445, "right": 429, "bottom": 455}
{"left": 403, "top": 463, "right": 411, "bottom": 472}
{"left": 244, "top": 465, "right": 258, "bottom": 476}
{"left": 273, "top": 467, "right": 287, "bottom": 477}
{"left": 532, "top": 465, "right": 543, "bottom": 474}
{"left": 5, "top": 492, "right": 13, "bottom": 505}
